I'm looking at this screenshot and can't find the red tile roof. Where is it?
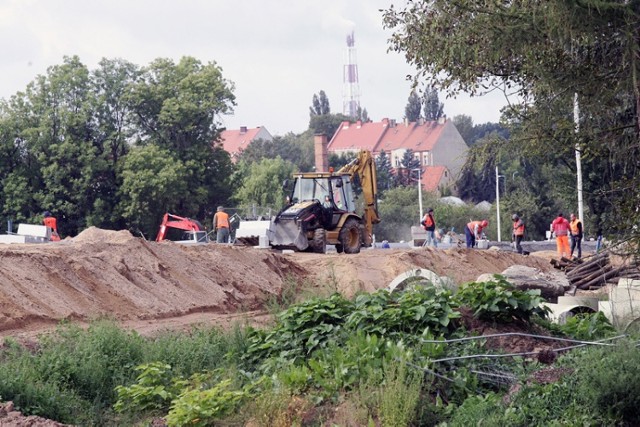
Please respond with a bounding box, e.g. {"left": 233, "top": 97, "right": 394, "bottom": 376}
{"left": 327, "top": 120, "right": 387, "bottom": 152}
{"left": 219, "top": 127, "right": 266, "bottom": 158}
{"left": 421, "top": 166, "right": 448, "bottom": 192}
{"left": 329, "top": 118, "right": 447, "bottom": 154}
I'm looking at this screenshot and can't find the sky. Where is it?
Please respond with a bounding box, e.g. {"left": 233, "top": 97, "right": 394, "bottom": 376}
{"left": 0, "top": 0, "right": 509, "bottom": 136}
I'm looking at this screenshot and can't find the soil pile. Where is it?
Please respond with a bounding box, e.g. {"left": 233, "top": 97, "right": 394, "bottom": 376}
{"left": 0, "top": 228, "right": 556, "bottom": 338}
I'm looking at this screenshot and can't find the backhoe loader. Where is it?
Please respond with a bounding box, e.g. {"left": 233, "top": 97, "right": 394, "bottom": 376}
{"left": 268, "top": 150, "right": 380, "bottom": 254}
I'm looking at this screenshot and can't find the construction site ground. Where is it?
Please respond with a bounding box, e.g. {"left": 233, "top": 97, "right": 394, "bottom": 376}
{"left": 0, "top": 227, "right": 572, "bottom": 341}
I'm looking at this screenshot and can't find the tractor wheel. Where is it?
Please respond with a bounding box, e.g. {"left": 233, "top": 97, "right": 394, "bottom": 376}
{"left": 339, "top": 218, "right": 362, "bottom": 254}
{"left": 312, "top": 228, "right": 327, "bottom": 253}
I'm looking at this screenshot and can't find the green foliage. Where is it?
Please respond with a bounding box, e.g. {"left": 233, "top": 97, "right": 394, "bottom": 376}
{"left": 143, "top": 326, "right": 233, "bottom": 377}
{"left": 114, "top": 362, "right": 186, "bottom": 413}
{"left": 346, "top": 287, "right": 460, "bottom": 338}
{"left": 378, "top": 361, "right": 423, "bottom": 427}
{"left": 572, "top": 341, "right": 640, "bottom": 424}
{"left": 245, "top": 293, "right": 354, "bottom": 368}
{"left": 118, "top": 144, "right": 189, "bottom": 237}
{"left": 404, "top": 92, "right": 422, "bottom": 122}
{"left": 233, "top": 157, "right": 295, "bottom": 212}
{"left": 165, "top": 378, "right": 248, "bottom": 427}
{"left": 454, "top": 276, "right": 548, "bottom": 323}
{"left": 558, "top": 312, "right": 616, "bottom": 341}
{"left": 383, "top": 0, "right": 640, "bottom": 252}
{"left": 423, "top": 88, "right": 445, "bottom": 121}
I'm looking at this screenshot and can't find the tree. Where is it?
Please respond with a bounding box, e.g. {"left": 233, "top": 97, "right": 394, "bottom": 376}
{"left": 237, "top": 137, "right": 302, "bottom": 166}
{"left": 356, "top": 106, "right": 370, "bottom": 122}
{"left": 405, "top": 92, "right": 422, "bottom": 122}
{"left": 375, "top": 150, "right": 396, "bottom": 193}
{"left": 399, "top": 149, "right": 421, "bottom": 186}
{"left": 309, "top": 113, "right": 350, "bottom": 140}
{"left": 118, "top": 144, "right": 189, "bottom": 238}
{"left": 126, "top": 56, "right": 235, "bottom": 218}
{"left": 452, "top": 115, "right": 474, "bottom": 146}
{"left": 309, "top": 90, "right": 331, "bottom": 116}
{"left": 234, "top": 157, "right": 295, "bottom": 213}
{"left": 383, "top": 0, "right": 640, "bottom": 248}
{"left": 423, "top": 88, "right": 444, "bottom": 121}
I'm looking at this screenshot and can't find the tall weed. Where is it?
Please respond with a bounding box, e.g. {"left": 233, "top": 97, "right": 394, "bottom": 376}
{"left": 377, "top": 360, "right": 422, "bottom": 427}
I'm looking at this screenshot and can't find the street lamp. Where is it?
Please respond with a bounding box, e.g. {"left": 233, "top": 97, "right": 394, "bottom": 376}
{"left": 495, "top": 166, "right": 505, "bottom": 242}
{"left": 412, "top": 168, "right": 423, "bottom": 223}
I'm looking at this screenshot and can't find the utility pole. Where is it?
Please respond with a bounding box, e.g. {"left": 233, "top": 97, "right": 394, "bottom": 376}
{"left": 574, "top": 93, "right": 584, "bottom": 233}
{"left": 496, "top": 166, "right": 501, "bottom": 242}
{"left": 413, "top": 168, "right": 423, "bottom": 223}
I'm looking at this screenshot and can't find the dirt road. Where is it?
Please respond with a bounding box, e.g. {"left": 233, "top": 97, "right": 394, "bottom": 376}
{"left": 0, "top": 227, "right": 557, "bottom": 339}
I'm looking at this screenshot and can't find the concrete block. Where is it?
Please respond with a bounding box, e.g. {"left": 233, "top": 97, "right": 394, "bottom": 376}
{"left": 557, "top": 295, "right": 600, "bottom": 310}
{"left": 618, "top": 278, "right": 640, "bottom": 288}
{"left": 17, "top": 224, "right": 50, "bottom": 238}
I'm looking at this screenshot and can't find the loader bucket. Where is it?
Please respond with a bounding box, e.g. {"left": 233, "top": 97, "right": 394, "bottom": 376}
{"left": 269, "top": 218, "right": 309, "bottom": 251}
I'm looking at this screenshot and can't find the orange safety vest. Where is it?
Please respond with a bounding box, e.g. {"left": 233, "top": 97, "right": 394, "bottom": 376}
{"left": 43, "top": 216, "right": 58, "bottom": 232}
{"left": 570, "top": 219, "right": 581, "bottom": 235}
{"left": 215, "top": 211, "right": 229, "bottom": 229}
{"left": 513, "top": 220, "right": 525, "bottom": 236}
{"left": 422, "top": 213, "right": 434, "bottom": 229}
{"left": 552, "top": 217, "right": 569, "bottom": 236}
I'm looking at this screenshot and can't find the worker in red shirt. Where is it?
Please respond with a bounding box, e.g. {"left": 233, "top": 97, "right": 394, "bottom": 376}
{"left": 42, "top": 211, "right": 61, "bottom": 241}
{"left": 551, "top": 213, "right": 570, "bottom": 258}
{"left": 465, "top": 219, "right": 488, "bottom": 248}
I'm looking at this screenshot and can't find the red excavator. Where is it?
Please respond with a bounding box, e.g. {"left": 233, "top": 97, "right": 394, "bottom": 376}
{"left": 155, "top": 213, "right": 209, "bottom": 243}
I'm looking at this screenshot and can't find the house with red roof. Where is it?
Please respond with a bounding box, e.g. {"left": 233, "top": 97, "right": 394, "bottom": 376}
{"left": 218, "top": 126, "right": 273, "bottom": 162}
{"left": 328, "top": 117, "right": 467, "bottom": 194}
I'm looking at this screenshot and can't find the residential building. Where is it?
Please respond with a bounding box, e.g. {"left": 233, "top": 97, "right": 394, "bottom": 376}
{"left": 218, "top": 126, "right": 273, "bottom": 162}
{"left": 327, "top": 117, "right": 468, "bottom": 194}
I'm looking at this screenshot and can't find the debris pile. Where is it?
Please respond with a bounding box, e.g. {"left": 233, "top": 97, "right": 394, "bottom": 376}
{"left": 551, "top": 252, "right": 640, "bottom": 291}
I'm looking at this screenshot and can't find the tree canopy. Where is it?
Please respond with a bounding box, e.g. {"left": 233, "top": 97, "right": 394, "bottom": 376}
{"left": 384, "top": 1, "right": 640, "bottom": 248}
{"left": 0, "top": 55, "right": 235, "bottom": 238}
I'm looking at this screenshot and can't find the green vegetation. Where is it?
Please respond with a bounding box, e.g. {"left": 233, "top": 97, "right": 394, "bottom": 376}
{"left": 0, "top": 277, "right": 632, "bottom": 426}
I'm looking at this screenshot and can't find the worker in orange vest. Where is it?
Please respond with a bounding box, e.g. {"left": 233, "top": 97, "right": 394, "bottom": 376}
{"left": 421, "top": 208, "right": 437, "bottom": 248}
{"left": 42, "top": 211, "right": 61, "bottom": 241}
{"left": 465, "top": 219, "right": 488, "bottom": 248}
{"left": 569, "top": 213, "right": 583, "bottom": 259}
{"left": 511, "top": 214, "right": 525, "bottom": 254}
{"left": 213, "top": 206, "right": 230, "bottom": 243}
{"left": 551, "top": 213, "right": 570, "bottom": 258}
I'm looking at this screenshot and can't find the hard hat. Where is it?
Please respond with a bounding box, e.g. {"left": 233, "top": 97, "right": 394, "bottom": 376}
{"left": 512, "top": 214, "right": 519, "bottom": 220}
{"left": 43, "top": 211, "right": 51, "bottom": 218}
{"left": 481, "top": 220, "right": 488, "bottom": 227}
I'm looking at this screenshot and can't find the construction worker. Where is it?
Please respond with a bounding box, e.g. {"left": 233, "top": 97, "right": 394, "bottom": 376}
{"left": 551, "top": 213, "right": 570, "bottom": 258}
{"left": 511, "top": 214, "right": 525, "bottom": 254}
{"left": 42, "top": 211, "right": 61, "bottom": 241}
{"left": 465, "top": 219, "right": 488, "bottom": 248}
{"left": 421, "top": 208, "right": 437, "bottom": 247}
{"left": 569, "top": 213, "right": 583, "bottom": 259}
{"left": 213, "top": 206, "right": 230, "bottom": 243}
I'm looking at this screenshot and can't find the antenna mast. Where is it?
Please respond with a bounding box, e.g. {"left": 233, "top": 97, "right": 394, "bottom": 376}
{"left": 343, "top": 31, "right": 360, "bottom": 118}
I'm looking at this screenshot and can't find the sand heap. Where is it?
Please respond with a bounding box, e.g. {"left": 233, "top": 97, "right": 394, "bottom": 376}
{"left": 0, "top": 228, "right": 556, "bottom": 337}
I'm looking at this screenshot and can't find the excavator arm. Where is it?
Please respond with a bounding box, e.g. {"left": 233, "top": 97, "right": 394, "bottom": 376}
{"left": 337, "top": 150, "right": 381, "bottom": 244}
{"left": 155, "top": 213, "right": 205, "bottom": 242}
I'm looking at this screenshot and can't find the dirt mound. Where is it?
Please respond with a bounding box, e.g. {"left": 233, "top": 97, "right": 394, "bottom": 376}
{"left": 0, "top": 231, "right": 558, "bottom": 338}
{"left": 295, "top": 247, "right": 555, "bottom": 297}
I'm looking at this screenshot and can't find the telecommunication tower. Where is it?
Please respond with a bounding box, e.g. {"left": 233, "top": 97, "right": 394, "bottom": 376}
{"left": 343, "top": 31, "right": 361, "bottom": 118}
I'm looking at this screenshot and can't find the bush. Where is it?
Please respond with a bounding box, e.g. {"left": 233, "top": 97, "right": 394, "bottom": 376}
{"left": 573, "top": 340, "right": 640, "bottom": 423}
{"left": 454, "top": 276, "right": 548, "bottom": 323}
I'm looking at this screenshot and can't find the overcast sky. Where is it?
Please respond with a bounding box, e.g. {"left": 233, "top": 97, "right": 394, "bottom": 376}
{"left": 1, "top": 0, "right": 509, "bottom": 136}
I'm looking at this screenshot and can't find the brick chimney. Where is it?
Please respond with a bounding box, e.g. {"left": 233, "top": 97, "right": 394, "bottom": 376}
{"left": 314, "top": 133, "right": 329, "bottom": 172}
